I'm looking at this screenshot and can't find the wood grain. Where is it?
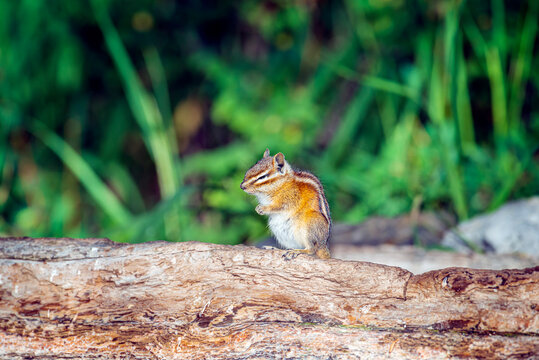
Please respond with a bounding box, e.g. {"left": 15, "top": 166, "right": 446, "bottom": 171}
{"left": 0, "top": 238, "right": 537, "bottom": 359}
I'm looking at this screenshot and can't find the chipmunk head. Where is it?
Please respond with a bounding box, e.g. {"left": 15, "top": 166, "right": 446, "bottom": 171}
{"left": 240, "top": 148, "right": 290, "bottom": 194}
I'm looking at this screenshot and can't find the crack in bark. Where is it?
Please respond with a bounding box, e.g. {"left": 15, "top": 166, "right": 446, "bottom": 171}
{"left": 402, "top": 271, "right": 412, "bottom": 301}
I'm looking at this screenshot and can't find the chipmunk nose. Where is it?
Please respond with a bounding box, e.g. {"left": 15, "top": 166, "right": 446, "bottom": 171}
{"left": 240, "top": 182, "right": 246, "bottom": 190}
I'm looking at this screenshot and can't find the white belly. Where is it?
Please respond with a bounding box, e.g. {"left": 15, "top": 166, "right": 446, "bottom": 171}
{"left": 268, "top": 213, "right": 303, "bottom": 249}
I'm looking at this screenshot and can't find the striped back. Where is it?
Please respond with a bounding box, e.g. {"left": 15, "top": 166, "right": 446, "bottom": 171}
{"left": 295, "top": 170, "right": 331, "bottom": 226}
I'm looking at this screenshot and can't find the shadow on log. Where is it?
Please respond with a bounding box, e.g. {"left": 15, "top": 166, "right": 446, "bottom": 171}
{"left": 0, "top": 238, "right": 537, "bottom": 359}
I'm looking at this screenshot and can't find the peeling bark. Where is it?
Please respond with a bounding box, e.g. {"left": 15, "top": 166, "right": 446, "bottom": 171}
{"left": 0, "top": 238, "right": 537, "bottom": 359}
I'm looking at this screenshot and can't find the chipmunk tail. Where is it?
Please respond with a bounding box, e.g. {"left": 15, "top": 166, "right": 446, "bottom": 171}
{"left": 316, "top": 247, "right": 331, "bottom": 259}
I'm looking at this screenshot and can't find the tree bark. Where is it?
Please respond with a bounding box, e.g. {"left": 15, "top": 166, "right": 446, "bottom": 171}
{"left": 0, "top": 237, "right": 537, "bottom": 359}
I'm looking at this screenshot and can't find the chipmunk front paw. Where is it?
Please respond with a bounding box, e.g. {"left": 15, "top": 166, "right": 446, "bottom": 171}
{"left": 282, "top": 251, "right": 299, "bottom": 261}
{"left": 255, "top": 205, "right": 266, "bottom": 215}
{"left": 282, "top": 249, "right": 314, "bottom": 261}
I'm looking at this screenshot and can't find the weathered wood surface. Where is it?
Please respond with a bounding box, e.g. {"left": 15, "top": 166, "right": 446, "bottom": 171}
{"left": 0, "top": 237, "right": 537, "bottom": 359}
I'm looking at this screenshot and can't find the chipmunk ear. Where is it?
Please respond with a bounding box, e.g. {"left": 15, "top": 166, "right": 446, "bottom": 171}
{"left": 274, "top": 152, "right": 285, "bottom": 172}
{"left": 263, "top": 148, "right": 270, "bottom": 158}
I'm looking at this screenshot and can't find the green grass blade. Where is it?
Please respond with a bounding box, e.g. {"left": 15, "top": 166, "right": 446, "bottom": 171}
{"left": 324, "top": 86, "right": 374, "bottom": 163}
{"left": 439, "top": 123, "right": 468, "bottom": 219}
{"left": 456, "top": 47, "right": 475, "bottom": 150}
{"left": 330, "top": 64, "right": 419, "bottom": 102}
{"left": 445, "top": 1, "right": 474, "bottom": 152}
{"left": 30, "top": 121, "right": 132, "bottom": 225}
{"left": 91, "top": 0, "right": 182, "bottom": 239}
{"left": 91, "top": 0, "right": 179, "bottom": 196}
{"left": 486, "top": 47, "right": 508, "bottom": 140}
{"left": 464, "top": 11, "right": 508, "bottom": 142}
{"left": 308, "top": 41, "right": 357, "bottom": 100}
{"left": 144, "top": 47, "right": 177, "bottom": 154}
{"left": 462, "top": 19, "right": 488, "bottom": 59}
{"left": 492, "top": 0, "right": 507, "bottom": 64}
{"left": 106, "top": 186, "right": 191, "bottom": 243}
{"left": 428, "top": 30, "right": 469, "bottom": 219}
{"left": 508, "top": 1, "right": 538, "bottom": 132}
{"left": 488, "top": 158, "right": 523, "bottom": 211}
{"left": 104, "top": 162, "right": 147, "bottom": 213}
{"left": 376, "top": 94, "right": 398, "bottom": 141}
{"left": 445, "top": 1, "right": 462, "bottom": 153}
{"left": 427, "top": 32, "right": 445, "bottom": 125}
{"left": 344, "top": 0, "right": 379, "bottom": 53}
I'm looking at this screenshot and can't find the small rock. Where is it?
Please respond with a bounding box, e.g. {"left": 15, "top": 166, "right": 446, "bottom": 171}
{"left": 442, "top": 197, "right": 539, "bottom": 256}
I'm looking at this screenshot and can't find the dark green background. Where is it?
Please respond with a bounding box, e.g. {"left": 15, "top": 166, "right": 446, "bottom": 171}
{"left": 1, "top": 0, "right": 538, "bottom": 244}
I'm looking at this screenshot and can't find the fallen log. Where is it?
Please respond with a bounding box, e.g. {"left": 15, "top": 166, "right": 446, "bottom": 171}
{"left": 0, "top": 237, "right": 537, "bottom": 359}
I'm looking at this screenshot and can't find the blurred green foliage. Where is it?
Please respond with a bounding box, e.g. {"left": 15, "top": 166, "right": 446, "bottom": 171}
{"left": 0, "top": 0, "right": 538, "bottom": 244}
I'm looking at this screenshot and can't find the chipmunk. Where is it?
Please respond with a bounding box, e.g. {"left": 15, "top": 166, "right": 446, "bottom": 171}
{"left": 240, "top": 149, "right": 331, "bottom": 259}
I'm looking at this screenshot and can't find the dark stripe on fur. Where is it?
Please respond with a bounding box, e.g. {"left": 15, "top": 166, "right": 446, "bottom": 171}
{"left": 295, "top": 170, "right": 331, "bottom": 225}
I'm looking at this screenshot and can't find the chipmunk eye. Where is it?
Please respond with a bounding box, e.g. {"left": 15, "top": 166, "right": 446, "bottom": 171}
{"left": 256, "top": 174, "right": 268, "bottom": 181}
